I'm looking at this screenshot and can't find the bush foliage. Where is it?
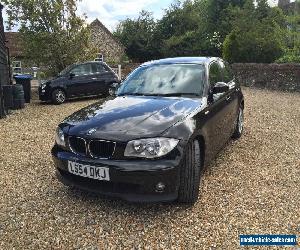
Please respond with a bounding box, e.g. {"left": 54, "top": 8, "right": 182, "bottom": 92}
{"left": 114, "top": 0, "right": 300, "bottom": 63}
{"left": 3, "top": 0, "right": 98, "bottom": 75}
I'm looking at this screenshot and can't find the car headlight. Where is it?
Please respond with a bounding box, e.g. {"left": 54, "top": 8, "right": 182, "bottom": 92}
{"left": 124, "top": 138, "right": 179, "bottom": 158}
{"left": 55, "top": 127, "right": 66, "bottom": 147}
{"left": 40, "top": 81, "right": 48, "bottom": 89}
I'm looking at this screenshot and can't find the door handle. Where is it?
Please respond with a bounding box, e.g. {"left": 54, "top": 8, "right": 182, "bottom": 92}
{"left": 92, "top": 78, "right": 97, "bottom": 80}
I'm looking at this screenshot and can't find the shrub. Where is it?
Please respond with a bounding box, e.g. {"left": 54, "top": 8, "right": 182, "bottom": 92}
{"left": 223, "top": 23, "right": 284, "bottom": 63}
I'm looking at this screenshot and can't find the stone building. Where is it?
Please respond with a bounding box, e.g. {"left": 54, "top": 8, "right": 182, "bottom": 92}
{"left": 4, "top": 18, "right": 126, "bottom": 69}
{"left": 4, "top": 32, "right": 23, "bottom": 61}
{"left": 89, "top": 19, "right": 125, "bottom": 63}
{"left": 4, "top": 32, "right": 23, "bottom": 73}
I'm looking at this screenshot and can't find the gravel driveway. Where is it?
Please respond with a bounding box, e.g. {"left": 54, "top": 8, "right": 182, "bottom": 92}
{"left": 0, "top": 88, "right": 299, "bottom": 249}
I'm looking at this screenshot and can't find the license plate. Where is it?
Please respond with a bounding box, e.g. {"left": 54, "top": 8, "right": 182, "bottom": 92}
{"left": 68, "top": 161, "right": 110, "bottom": 181}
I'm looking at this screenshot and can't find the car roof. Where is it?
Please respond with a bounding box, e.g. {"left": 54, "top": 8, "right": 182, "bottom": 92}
{"left": 140, "top": 57, "right": 220, "bottom": 67}
{"left": 71, "top": 61, "right": 105, "bottom": 67}
{"left": 84, "top": 61, "right": 105, "bottom": 64}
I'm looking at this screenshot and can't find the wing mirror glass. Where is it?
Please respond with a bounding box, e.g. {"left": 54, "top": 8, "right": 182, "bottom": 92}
{"left": 109, "top": 82, "right": 120, "bottom": 96}
{"left": 212, "top": 82, "right": 229, "bottom": 94}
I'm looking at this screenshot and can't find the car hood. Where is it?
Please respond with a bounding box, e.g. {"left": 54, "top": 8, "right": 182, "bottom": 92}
{"left": 63, "top": 96, "right": 204, "bottom": 141}
{"left": 44, "top": 75, "right": 65, "bottom": 84}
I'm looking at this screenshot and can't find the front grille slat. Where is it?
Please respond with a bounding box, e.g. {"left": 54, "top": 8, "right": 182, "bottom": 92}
{"left": 69, "top": 137, "right": 86, "bottom": 155}
{"left": 89, "top": 140, "right": 116, "bottom": 159}
{"left": 68, "top": 136, "right": 115, "bottom": 159}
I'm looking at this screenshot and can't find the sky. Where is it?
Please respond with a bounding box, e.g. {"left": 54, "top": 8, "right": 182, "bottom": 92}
{"left": 77, "top": 0, "right": 174, "bottom": 31}
{"left": 2, "top": 0, "right": 284, "bottom": 32}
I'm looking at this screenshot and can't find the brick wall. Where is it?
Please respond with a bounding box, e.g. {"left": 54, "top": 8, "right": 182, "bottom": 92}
{"left": 232, "top": 63, "right": 300, "bottom": 92}
{"left": 121, "top": 63, "right": 140, "bottom": 77}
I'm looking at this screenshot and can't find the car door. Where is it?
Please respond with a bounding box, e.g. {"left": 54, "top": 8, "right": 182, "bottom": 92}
{"left": 67, "top": 63, "right": 95, "bottom": 97}
{"left": 219, "top": 60, "right": 240, "bottom": 135}
{"left": 90, "top": 63, "right": 109, "bottom": 95}
{"left": 102, "top": 64, "right": 119, "bottom": 93}
{"left": 91, "top": 63, "right": 119, "bottom": 95}
{"left": 203, "top": 61, "right": 232, "bottom": 160}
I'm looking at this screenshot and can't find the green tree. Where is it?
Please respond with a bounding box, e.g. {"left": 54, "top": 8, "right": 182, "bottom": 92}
{"left": 3, "top": 0, "right": 97, "bottom": 75}
{"left": 114, "top": 0, "right": 292, "bottom": 63}
{"left": 223, "top": 0, "right": 285, "bottom": 63}
{"left": 223, "top": 24, "right": 284, "bottom": 63}
{"left": 256, "top": 0, "right": 270, "bottom": 20}
{"left": 277, "top": 8, "right": 300, "bottom": 63}
{"left": 206, "top": 0, "right": 246, "bottom": 28}
{"left": 114, "top": 11, "right": 158, "bottom": 62}
{"left": 156, "top": 0, "right": 204, "bottom": 57}
{"left": 156, "top": 1, "right": 200, "bottom": 40}
{"left": 205, "top": 0, "right": 247, "bottom": 42}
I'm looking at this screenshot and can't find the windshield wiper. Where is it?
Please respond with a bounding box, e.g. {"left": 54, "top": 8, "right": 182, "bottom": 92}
{"left": 118, "top": 93, "right": 147, "bottom": 96}
{"left": 118, "top": 93, "right": 200, "bottom": 97}
{"left": 154, "top": 93, "right": 201, "bottom": 97}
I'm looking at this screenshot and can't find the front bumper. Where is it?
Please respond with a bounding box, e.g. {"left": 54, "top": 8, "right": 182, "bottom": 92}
{"left": 38, "top": 87, "right": 50, "bottom": 101}
{"left": 52, "top": 145, "right": 182, "bottom": 202}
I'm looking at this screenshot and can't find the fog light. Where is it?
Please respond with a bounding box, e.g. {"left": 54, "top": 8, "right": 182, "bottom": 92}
{"left": 156, "top": 182, "right": 166, "bottom": 193}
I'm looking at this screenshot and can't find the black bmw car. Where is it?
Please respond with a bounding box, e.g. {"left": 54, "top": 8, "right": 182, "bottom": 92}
{"left": 52, "top": 57, "right": 244, "bottom": 204}
{"left": 39, "top": 61, "right": 119, "bottom": 104}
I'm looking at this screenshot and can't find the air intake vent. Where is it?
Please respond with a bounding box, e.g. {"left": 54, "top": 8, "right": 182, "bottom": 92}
{"left": 89, "top": 140, "right": 116, "bottom": 159}
{"left": 69, "top": 137, "right": 86, "bottom": 155}
{"left": 68, "top": 136, "right": 116, "bottom": 159}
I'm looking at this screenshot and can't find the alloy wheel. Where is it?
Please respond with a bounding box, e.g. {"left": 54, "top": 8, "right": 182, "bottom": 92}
{"left": 238, "top": 108, "right": 244, "bottom": 134}
{"left": 56, "top": 91, "right": 65, "bottom": 103}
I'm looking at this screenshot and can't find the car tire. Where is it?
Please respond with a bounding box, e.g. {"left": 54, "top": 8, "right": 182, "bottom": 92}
{"left": 177, "top": 140, "right": 202, "bottom": 204}
{"left": 232, "top": 106, "right": 244, "bottom": 139}
{"left": 52, "top": 89, "right": 66, "bottom": 105}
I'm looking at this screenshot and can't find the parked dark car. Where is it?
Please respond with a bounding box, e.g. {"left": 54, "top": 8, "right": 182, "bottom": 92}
{"left": 52, "top": 57, "right": 244, "bottom": 204}
{"left": 39, "top": 61, "right": 119, "bottom": 104}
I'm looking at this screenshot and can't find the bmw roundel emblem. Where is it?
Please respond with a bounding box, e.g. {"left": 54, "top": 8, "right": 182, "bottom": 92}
{"left": 87, "top": 128, "right": 97, "bottom": 136}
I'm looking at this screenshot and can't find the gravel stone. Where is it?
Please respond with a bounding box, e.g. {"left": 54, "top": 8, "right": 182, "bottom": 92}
{"left": 0, "top": 87, "right": 299, "bottom": 249}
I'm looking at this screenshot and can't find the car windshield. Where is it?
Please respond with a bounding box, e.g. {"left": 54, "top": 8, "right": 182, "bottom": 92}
{"left": 117, "top": 64, "right": 205, "bottom": 97}
{"left": 58, "top": 65, "right": 74, "bottom": 76}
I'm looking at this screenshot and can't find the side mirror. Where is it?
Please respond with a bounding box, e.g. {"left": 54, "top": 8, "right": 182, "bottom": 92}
{"left": 69, "top": 73, "right": 75, "bottom": 79}
{"left": 109, "top": 82, "right": 120, "bottom": 96}
{"left": 212, "top": 82, "right": 229, "bottom": 94}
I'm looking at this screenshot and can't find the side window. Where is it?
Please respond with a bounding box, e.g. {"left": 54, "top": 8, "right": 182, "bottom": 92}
{"left": 220, "top": 60, "right": 234, "bottom": 83}
{"left": 91, "top": 63, "right": 106, "bottom": 74}
{"left": 103, "top": 64, "right": 111, "bottom": 72}
{"left": 70, "top": 64, "right": 92, "bottom": 76}
{"left": 209, "top": 62, "right": 222, "bottom": 87}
